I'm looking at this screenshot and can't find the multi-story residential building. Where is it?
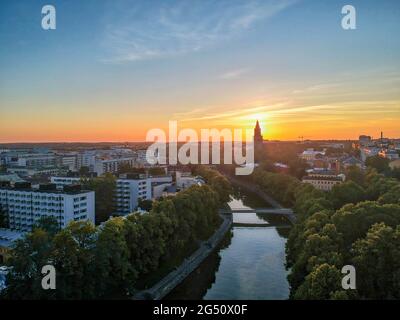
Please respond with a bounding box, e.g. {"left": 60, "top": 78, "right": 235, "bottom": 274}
{"left": 6, "top": 166, "right": 63, "bottom": 177}
{"left": 302, "top": 171, "right": 345, "bottom": 191}
{"left": 93, "top": 157, "right": 136, "bottom": 176}
{"left": 50, "top": 176, "right": 81, "bottom": 186}
{"left": 115, "top": 175, "right": 152, "bottom": 214}
{"left": 77, "top": 151, "right": 96, "bottom": 171}
{"left": 57, "top": 153, "right": 78, "bottom": 171}
{"left": 51, "top": 174, "right": 153, "bottom": 215}
{"left": 0, "top": 182, "right": 95, "bottom": 232}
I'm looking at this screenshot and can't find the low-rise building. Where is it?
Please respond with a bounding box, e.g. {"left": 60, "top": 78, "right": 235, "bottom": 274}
{"left": 300, "top": 148, "right": 326, "bottom": 161}
{"left": 0, "top": 229, "right": 24, "bottom": 264}
{"left": 302, "top": 171, "right": 345, "bottom": 191}
{"left": 360, "top": 147, "right": 380, "bottom": 162}
{"left": 378, "top": 150, "right": 400, "bottom": 161}
{"left": 176, "top": 171, "right": 205, "bottom": 190}
{"left": 341, "top": 156, "right": 364, "bottom": 170}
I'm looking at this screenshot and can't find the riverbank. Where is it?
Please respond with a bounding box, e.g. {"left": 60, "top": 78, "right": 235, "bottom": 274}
{"left": 223, "top": 174, "right": 284, "bottom": 209}
{"left": 223, "top": 174, "right": 297, "bottom": 224}
{"left": 133, "top": 213, "right": 233, "bottom": 300}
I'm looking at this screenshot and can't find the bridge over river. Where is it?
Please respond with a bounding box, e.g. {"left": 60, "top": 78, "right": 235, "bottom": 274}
{"left": 219, "top": 208, "right": 297, "bottom": 223}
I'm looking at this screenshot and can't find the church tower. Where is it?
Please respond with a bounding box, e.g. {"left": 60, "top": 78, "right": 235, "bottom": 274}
{"left": 254, "top": 120, "right": 264, "bottom": 162}
{"left": 254, "top": 120, "right": 263, "bottom": 145}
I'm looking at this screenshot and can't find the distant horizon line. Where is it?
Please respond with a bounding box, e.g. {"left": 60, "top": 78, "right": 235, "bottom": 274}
{"left": 1, "top": 137, "right": 399, "bottom": 145}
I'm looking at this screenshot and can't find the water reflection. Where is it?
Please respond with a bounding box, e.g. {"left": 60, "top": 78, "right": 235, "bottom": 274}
{"left": 165, "top": 187, "right": 291, "bottom": 300}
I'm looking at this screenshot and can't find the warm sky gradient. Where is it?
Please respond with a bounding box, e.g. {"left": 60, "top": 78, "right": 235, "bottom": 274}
{"left": 0, "top": 0, "right": 399, "bottom": 142}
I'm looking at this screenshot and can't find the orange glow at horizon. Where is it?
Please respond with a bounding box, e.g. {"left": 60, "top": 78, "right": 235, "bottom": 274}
{"left": 1, "top": 99, "right": 400, "bottom": 143}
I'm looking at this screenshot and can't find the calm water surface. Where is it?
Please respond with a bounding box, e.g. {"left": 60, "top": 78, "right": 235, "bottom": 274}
{"left": 166, "top": 187, "right": 291, "bottom": 300}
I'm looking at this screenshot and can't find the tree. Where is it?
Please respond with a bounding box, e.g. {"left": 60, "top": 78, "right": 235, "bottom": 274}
{"left": 51, "top": 221, "right": 97, "bottom": 299}
{"left": 332, "top": 201, "right": 400, "bottom": 246}
{"left": 345, "top": 165, "right": 365, "bottom": 187}
{"left": 3, "top": 229, "right": 54, "bottom": 299}
{"left": 294, "top": 264, "right": 344, "bottom": 300}
{"left": 138, "top": 198, "right": 153, "bottom": 212}
{"left": 81, "top": 173, "right": 116, "bottom": 224}
{"left": 95, "top": 218, "right": 133, "bottom": 297}
{"left": 117, "top": 163, "right": 145, "bottom": 175}
{"left": 390, "top": 167, "right": 400, "bottom": 181}
{"left": 366, "top": 155, "right": 390, "bottom": 174}
{"left": 33, "top": 216, "right": 60, "bottom": 238}
{"left": 79, "top": 166, "right": 90, "bottom": 177}
{"left": 148, "top": 167, "right": 165, "bottom": 176}
{"left": 352, "top": 223, "right": 400, "bottom": 299}
{"left": 329, "top": 181, "right": 365, "bottom": 210}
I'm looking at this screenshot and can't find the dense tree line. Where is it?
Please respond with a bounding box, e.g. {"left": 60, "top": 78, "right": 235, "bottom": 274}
{"left": 285, "top": 167, "right": 400, "bottom": 299}
{"left": 245, "top": 167, "right": 301, "bottom": 207}
{"left": 81, "top": 173, "right": 117, "bottom": 224}
{"left": 1, "top": 169, "right": 229, "bottom": 299}
{"left": 242, "top": 163, "right": 400, "bottom": 299}
{"left": 366, "top": 155, "right": 400, "bottom": 180}
{"left": 193, "top": 166, "right": 232, "bottom": 205}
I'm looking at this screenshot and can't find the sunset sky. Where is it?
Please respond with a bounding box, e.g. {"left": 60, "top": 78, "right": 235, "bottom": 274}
{"left": 0, "top": 0, "right": 399, "bottom": 142}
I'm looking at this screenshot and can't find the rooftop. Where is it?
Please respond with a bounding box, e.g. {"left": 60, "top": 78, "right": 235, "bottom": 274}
{"left": 0, "top": 228, "right": 25, "bottom": 248}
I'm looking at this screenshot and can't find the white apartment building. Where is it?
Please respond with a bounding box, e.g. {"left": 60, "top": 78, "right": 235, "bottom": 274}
{"left": 7, "top": 166, "right": 62, "bottom": 177}
{"left": 57, "top": 154, "right": 78, "bottom": 171}
{"left": 93, "top": 157, "right": 136, "bottom": 176}
{"left": 15, "top": 153, "right": 57, "bottom": 167}
{"left": 77, "top": 152, "right": 96, "bottom": 171}
{"left": 0, "top": 183, "right": 95, "bottom": 232}
{"left": 115, "top": 177, "right": 152, "bottom": 214}
{"left": 51, "top": 175, "right": 153, "bottom": 215}
{"left": 51, "top": 176, "right": 81, "bottom": 186}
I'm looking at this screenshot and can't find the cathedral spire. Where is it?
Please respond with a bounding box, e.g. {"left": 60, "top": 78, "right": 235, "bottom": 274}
{"left": 254, "top": 120, "right": 263, "bottom": 144}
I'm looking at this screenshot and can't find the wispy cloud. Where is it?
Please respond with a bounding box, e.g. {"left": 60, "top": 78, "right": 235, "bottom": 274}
{"left": 101, "top": 0, "right": 298, "bottom": 63}
{"left": 219, "top": 68, "right": 250, "bottom": 80}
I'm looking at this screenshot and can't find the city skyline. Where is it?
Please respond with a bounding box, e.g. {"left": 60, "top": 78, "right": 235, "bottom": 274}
{"left": 1, "top": 0, "right": 400, "bottom": 142}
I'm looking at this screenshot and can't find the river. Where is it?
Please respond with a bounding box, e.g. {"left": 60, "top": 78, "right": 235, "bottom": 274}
{"left": 165, "top": 187, "right": 291, "bottom": 300}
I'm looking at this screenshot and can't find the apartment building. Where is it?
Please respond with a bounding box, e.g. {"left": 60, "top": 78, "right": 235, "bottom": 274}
{"left": 115, "top": 175, "right": 152, "bottom": 214}
{"left": 93, "top": 157, "right": 136, "bottom": 176}
{"left": 0, "top": 182, "right": 95, "bottom": 232}
{"left": 51, "top": 174, "right": 153, "bottom": 215}
{"left": 50, "top": 176, "right": 81, "bottom": 186}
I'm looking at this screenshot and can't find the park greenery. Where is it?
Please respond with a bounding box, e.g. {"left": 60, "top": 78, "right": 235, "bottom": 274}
{"left": 81, "top": 173, "right": 117, "bottom": 224}
{"left": 247, "top": 164, "right": 400, "bottom": 299}
{"left": 1, "top": 168, "right": 230, "bottom": 299}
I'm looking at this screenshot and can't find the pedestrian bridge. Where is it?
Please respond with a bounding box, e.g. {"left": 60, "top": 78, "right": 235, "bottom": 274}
{"left": 218, "top": 207, "right": 296, "bottom": 223}
{"left": 219, "top": 208, "right": 293, "bottom": 215}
